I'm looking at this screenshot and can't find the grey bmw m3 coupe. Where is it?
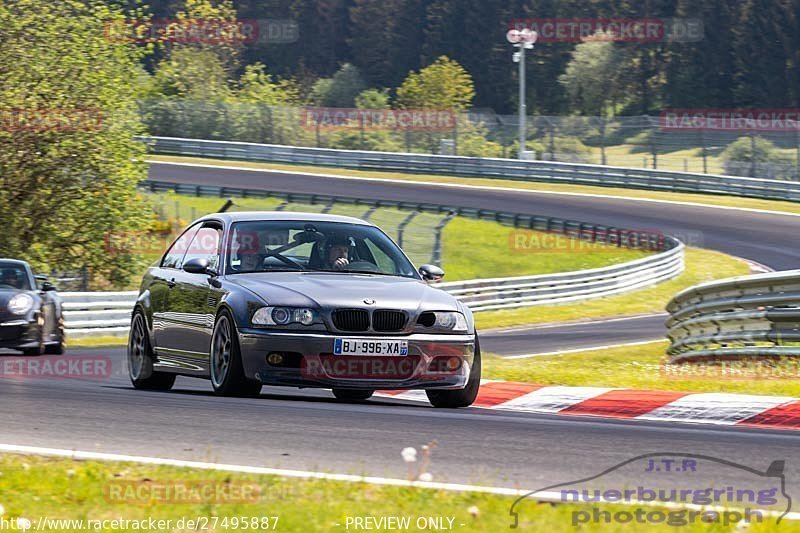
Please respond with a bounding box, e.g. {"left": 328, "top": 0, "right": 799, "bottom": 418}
{"left": 128, "top": 212, "right": 480, "bottom": 408}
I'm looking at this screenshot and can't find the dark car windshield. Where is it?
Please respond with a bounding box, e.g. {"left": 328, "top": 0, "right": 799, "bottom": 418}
{"left": 226, "top": 221, "right": 418, "bottom": 279}
{"left": 0, "top": 262, "right": 31, "bottom": 290}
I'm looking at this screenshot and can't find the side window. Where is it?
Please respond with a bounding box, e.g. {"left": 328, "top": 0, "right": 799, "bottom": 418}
{"left": 183, "top": 224, "right": 223, "bottom": 269}
{"left": 161, "top": 224, "right": 201, "bottom": 269}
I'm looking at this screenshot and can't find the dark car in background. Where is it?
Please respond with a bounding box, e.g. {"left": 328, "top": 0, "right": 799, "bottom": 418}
{"left": 0, "top": 259, "right": 65, "bottom": 355}
{"left": 128, "top": 212, "right": 480, "bottom": 408}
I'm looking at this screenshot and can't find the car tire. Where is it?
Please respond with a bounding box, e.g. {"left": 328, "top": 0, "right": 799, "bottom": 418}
{"left": 210, "top": 309, "right": 262, "bottom": 398}
{"left": 44, "top": 320, "right": 65, "bottom": 355}
{"left": 22, "top": 347, "right": 42, "bottom": 356}
{"left": 332, "top": 388, "right": 374, "bottom": 401}
{"left": 426, "top": 334, "right": 481, "bottom": 409}
{"left": 128, "top": 310, "right": 175, "bottom": 391}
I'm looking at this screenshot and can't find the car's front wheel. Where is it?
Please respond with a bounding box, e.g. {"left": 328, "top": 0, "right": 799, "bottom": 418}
{"left": 210, "top": 310, "right": 262, "bottom": 398}
{"left": 44, "top": 318, "right": 65, "bottom": 355}
{"left": 128, "top": 311, "right": 175, "bottom": 391}
{"left": 426, "top": 335, "right": 481, "bottom": 408}
{"left": 332, "top": 388, "right": 374, "bottom": 401}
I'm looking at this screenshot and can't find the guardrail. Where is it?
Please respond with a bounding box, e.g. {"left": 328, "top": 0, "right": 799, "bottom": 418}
{"left": 441, "top": 242, "right": 683, "bottom": 312}
{"left": 64, "top": 194, "right": 683, "bottom": 337}
{"left": 666, "top": 270, "right": 800, "bottom": 362}
{"left": 60, "top": 291, "right": 137, "bottom": 339}
{"left": 142, "top": 136, "right": 800, "bottom": 203}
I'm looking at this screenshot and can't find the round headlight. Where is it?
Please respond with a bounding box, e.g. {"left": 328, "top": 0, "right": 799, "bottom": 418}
{"left": 8, "top": 293, "right": 34, "bottom": 315}
{"left": 436, "top": 312, "right": 457, "bottom": 329}
{"left": 272, "top": 308, "right": 291, "bottom": 325}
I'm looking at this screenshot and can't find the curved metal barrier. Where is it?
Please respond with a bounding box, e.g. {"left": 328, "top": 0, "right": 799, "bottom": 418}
{"left": 437, "top": 240, "right": 683, "bottom": 312}
{"left": 666, "top": 270, "right": 800, "bottom": 362}
{"left": 142, "top": 136, "right": 800, "bottom": 203}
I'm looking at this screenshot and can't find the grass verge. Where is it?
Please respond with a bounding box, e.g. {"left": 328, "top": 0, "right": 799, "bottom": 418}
{"left": 0, "top": 454, "right": 789, "bottom": 532}
{"left": 68, "top": 336, "right": 127, "bottom": 348}
{"left": 484, "top": 341, "right": 800, "bottom": 397}
{"left": 474, "top": 248, "right": 750, "bottom": 330}
{"left": 149, "top": 155, "right": 800, "bottom": 216}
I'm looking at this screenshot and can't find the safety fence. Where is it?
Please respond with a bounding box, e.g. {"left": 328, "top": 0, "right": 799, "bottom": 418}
{"left": 666, "top": 270, "right": 800, "bottom": 362}
{"left": 143, "top": 136, "right": 800, "bottom": 202}
{"left": 139, "top": 102, "right": 800, "bottom": 179}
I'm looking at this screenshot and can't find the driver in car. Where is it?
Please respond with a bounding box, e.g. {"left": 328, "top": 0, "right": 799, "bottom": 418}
{"left": 324, "top": 236, "right": 352, "bottom": 271}
{"left": 1, "top": 268, "right": 21, "bottom": 289}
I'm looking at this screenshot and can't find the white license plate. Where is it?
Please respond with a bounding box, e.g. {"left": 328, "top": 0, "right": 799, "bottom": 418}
{"left": 333, "top": 338, "right": 409, "bottom": 356}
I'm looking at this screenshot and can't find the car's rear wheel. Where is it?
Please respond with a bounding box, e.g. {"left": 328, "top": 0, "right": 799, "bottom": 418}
{"left": 332, "top": 388, "right": 374, "bottom": 401}
{"left": 210, "top": 310, "right": 262, "bottom": 398}
{"left": 426, "top": 334, "right": 481, "bottom": 408}
{"left": 128, "top": 311, "right": 175, "bottom": 391}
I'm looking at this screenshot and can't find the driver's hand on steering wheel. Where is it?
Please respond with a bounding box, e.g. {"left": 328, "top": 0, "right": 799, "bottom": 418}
{"left": 332, "top": 257, "right": 349, "bottom": 270}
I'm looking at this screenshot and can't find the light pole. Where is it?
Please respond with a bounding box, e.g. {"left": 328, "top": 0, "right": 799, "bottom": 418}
{"left": 507, "top": 28, "right": 538, "bottom": 159}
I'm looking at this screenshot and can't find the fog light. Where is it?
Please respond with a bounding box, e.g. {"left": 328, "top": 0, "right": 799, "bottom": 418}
{"left": 446, "top": 356, "right": 462, "bottom": 371}
{"left": 267, "top": 352, "right": 285, "bottom": 366}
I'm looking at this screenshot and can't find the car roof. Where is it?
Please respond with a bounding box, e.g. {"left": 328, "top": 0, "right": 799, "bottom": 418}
{"left": 0, "top": 258, "right": 30, "bottom": 267}
{"left": 197, "top": 211, "right": 373, "bottom": 226}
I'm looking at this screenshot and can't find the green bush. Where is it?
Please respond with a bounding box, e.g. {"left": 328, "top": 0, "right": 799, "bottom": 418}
{"left": 721, "top": 136, "right": 795, "bottom": 179}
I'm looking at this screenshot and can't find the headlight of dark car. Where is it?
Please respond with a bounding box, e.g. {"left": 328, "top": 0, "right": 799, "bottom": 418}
{"left": 252, "top": 307, "right": 322, "bottom": 327}
{"left": 415, "top": 311, "right": 468, "bottom": 333}
{"left": 8, "top": 293, "right": 34, "bottom": 315}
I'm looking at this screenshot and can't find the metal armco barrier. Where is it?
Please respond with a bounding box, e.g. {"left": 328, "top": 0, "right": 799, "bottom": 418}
{"left": 666, "top": 270, "right": 800, "bottom": 363}
{"left": 66, "top": 181, "right": 684, "bottom": 337}
{"left": 142, "top": 136, "right": 800, "bottom": 203}
{"left": 60, "top": 292, "right": 137, "bottom": 339}
{"left": 441, "top": 242, "right": 683, "bottom": 312}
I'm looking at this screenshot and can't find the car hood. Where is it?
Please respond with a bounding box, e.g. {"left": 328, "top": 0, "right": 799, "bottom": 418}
{"left": 226, "top": 272, "right": 460, "bottom": 312}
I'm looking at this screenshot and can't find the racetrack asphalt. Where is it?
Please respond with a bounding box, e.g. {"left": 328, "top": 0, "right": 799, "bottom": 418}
{"left": 2, "top": 347, "right": 800, "bottom": 497}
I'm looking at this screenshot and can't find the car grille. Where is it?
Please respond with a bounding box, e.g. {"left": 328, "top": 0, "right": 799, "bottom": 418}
{"left": 0, "top": 325, "right": 24, "bottom": 341}
{"left": 372, "top": 310, "right": 407, "bottom": 332}
{"left": 332, "top": 309, "right": 370, "bottom": 332}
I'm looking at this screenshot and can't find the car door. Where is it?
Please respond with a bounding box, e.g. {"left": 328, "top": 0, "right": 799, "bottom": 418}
{"left": 151, "top": 223, "right": 202, "bottom": 351}
{"left": 161, "top": 222, "right": 223, "bottom": 363}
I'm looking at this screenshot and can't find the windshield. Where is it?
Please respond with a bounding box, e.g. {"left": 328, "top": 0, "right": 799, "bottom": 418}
{"left": 0, "top": 262, "right": 31, "bottom": 290}
{"left": 225, "top": 220, "right": 418, "bottom": 278}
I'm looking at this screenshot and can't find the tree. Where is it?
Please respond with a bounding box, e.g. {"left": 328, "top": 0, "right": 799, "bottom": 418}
{"left": 238, "top": 63, "right": 300, "bottom": 105}
{"left": 558, "top": 34, "right": 627, "bottom": 116}
{"left": 355, "top": 88, "right": 391, "bottom": 109}
{"left": 172, "top": 0, "right": 242, "bottom": 73}
{"left": 396, "top": 56, "right": 475, "bottom": 111}
{"left": 310, "top": 63, "right": 367, "bottom": 107}
{"left": 0, "top": 0, "right": 152, "bottom": 287}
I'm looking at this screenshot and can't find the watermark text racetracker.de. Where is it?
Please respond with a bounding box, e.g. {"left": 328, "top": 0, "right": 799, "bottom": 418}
{"left": 509, "top": 18, "right": 703, "bottom": 43}
{"left": 661, "top": 108, "right": 800, "bottom": 132}
{"left": 104, "top": 19, "right": 298, "bottom": 45}
{"left": 0, "top": 356, "right": 111, "bottom": 380}
{"left": 0, "top": 516, "right": 279, "bottom": 531}
{"left": 0, "top": 108, "right": 103, "bottom": 133}
{"left": 300, "top": 108, "right": 457, "bottom": 132}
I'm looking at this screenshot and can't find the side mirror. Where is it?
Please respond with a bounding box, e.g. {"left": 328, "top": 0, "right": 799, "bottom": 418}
{"left": 183, "top": 257, "right": 218, "bottom": 276}
{"left": 419, "top": 264, "right": 445, "bottom": 282}
{"left": 41, "top": 281, "right": 56, "bottom": 292}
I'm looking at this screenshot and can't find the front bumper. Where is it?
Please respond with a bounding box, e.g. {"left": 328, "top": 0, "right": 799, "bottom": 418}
{"left": 239, "top": 329, "right": 475, "bottom": 390}
{"left": 0, "top": 319, "right": 40, "bottom": 350}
